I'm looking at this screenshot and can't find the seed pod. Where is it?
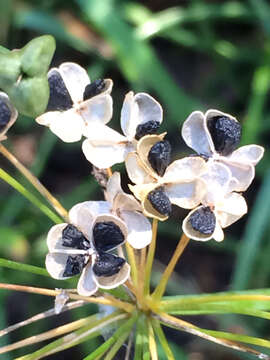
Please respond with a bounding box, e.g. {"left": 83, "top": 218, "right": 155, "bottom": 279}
{"left": 83, "top": 79, "right": 105, "bottom": 100}
{"left": 93, "top": 221, "right": 125, "bottom": 252}
{"left": 147, "top": 187, "right": 172, "bottom": 216}
{"left": 207, "top": 116, "right": 241, "bottom": 156}
{"left": 63, "top": 255, "right": 86, "bottom": 277}
{"left": 93, "top": 252, "right": 125, "bottom": 277}
{"left": 0, "top": 99, "right": 11, "bottom": 132}
{"left": 148, "top": 140, "right": 171, "bottom": 176}
{"left": 62, "top": 224, "right": 90, "bottom": 250}
{"left": 135, "top": 120, "right": 160, "bottom": 140}
{"left": 47, "top": 70, "right": 73, "bottom": 111}
{"left": 188, "top": 206, "right": 216, "bottom": 235}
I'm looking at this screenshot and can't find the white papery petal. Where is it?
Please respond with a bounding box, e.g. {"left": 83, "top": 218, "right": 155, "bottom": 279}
{"left": 45, "top": 109, "right": 84, "bottom": 142}
{"left": 114, "top": 193, "right": 142, "bottom": 213}
{"left": 69, "top": 201, "right": 110, "bottom": 240}
{"left": 216, "top": 192, "right": 247, "bottom": 228}
{"left": 94, "top": 262, "right": 130, "bottom": 289}
{"left": 47, "top": 223, "right": 69, "bottom": 252}
{"left": 212, "top": 221, "right": 224, "bottom": 242}
{"left": 228, "top": 145, "right": 264, "bottom": 166}
{"left": 0, "top": 92, "right": 18, "bottom": 139}
{"left": 120, "top": 210, "right": 152, "bottom": 249}
{"left": 59, "top": 62, "right": 90, "bottom": 103}
{"left": 121, "top": 92, "right": 163, "bottom": 139}
{"left": 82, "top": 138, "right": 129, "bottom": 168}
{"left": 45, "top": 253, "right": 71, "bottom": 279}
{"left": 166, "top": 179, "right": 204, "bottom": 209}
{"left": 83, "top": 123, "right": 127, "bottom": 143}
{"left": 181, "top": 111, "right": 213, "bottom": 156}
{"left": 106, "top": 172, "right": 123, "bottom": 204}
{"left": 80, "top": 94, "right": 113, "bottom": 125}
{"left": 201, "top": 161, "right": 232, "bottom": 204}
{"left": 220, "top": 160, "right": 254, "bottom": 192}
{"left": 163, "top": 157, "right": 207, "bottom": 183}
{"left": 77, "top": 263, "right": 98, "bottom": 296}
{"left": 182, "top": 207, "right": 215, "bottom": 241}
{"left": 125, "top": 153, "right": 153, "bottom": 184}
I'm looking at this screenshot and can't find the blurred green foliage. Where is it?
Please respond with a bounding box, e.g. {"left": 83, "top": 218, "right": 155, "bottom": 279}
{"left": 1, "top": 0, "right": 270, "bottom": 358}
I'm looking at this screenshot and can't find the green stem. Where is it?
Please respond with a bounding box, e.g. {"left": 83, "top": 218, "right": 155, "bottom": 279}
{"left": 144, "top": 219, "right": 158, "bottom": 296}
{"left": 152, "top": 319, "right": 175, "bottom": 360}
{"left": 0, "top": 258, "right": 49, "bottom": 277}
{"left": 0, "top": 168, "right": 62, "bottom": 224}
{"left": 83, "top": 314, "right": 137, "bottom": 360}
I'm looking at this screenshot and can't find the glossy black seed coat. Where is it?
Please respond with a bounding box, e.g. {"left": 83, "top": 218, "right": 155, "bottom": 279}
{"left": 62, "top": 224, "right": 90, "bottom": 250}
{"left": 93, "top": 252, "right": 125, "bottom": 277}
{"left": 148, "top": 140, "right": 171, "bottom": 176}
{"left": 147, "top": 187, "right": 172, "bottom": 216}
{"left": 63, "top": 255, "right": 86, "bottom": 277}
{"left": 135, "top": 120, "right": 160, "bottom": 140}
{"left": 93, "top": 221, "right": 125, "bottom": 252}
{"left": 207, "top": 116, "right": 241, "bottom": 156}
{"left": 47, "top": 70, "right": 73, "bottom": 111}
{"left": 0, "top": 100, "right": 11, "bottom": 132}
{"left": 83, "top": 79, "right": 105, "bottom": 100}
{"left": 189, "top": 206, "right": 216, "bottom": 235}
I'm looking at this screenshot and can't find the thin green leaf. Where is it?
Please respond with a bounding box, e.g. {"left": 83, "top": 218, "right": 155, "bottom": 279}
{"left": 0, "top": 258, "right": 49, "bottom": 277}
{"left": 152, "top": 319, "right": 175, "bottom": 360}
{"left": 0, "top": 168, "right": 62, "bottom": 224}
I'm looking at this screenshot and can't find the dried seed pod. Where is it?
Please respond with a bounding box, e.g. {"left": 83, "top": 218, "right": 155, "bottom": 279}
{"left": 135, "top": 120, "right": 160, "bottom": 140}
{"left": 93, "top": 252, "right": 125, "bottom": 277}
{"left": 47, "top": 70, "right": 73, "bottom": 111}
{"left": 93, "top": 221, "right": 125, "bottom": 252}
{"left": 83, "top": 79, "right": 105, "bottom": 100}
{"left": 207, "top": 116, "right": 241, "bottom": 156}
{"left": 0, "top": 99, "right": 11, "bottom": 132}
{"left": 147, "top": 187, "right": 172, "bottom": 216}
{"left": 62, "top": 224, "right": 90, "bottom": 250}
{"left": 188, "top": 206, "right": 216, "bottom": 235}
{"left": 63, "top": 255, "right": 86, "bottom": 277}
{"left": 148, "top": 140, "right": 171, "bottom": 176}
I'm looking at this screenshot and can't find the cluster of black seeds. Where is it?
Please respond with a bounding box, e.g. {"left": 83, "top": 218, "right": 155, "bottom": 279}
{"left": 63, "top": 255, "right": 86, "bottom": 277}
{"left": 147, "top": 187, "right": 172, "bottom": 216}
{"left": 62, "top": 224, "right": 90, "bottom": 250}
{"left": 93, "top": 221, "right": 125, "bottom": 252}
{"left": 93, "top": 252, "right": 125, "bottom": 277}
{"left": 83, "top": 79, "right": 106, "bottom": 101}
{"left": 135, "top": 120, "right": 160, "bottom": 140}
{"left": 189, "top": 206, "right": 216, "bottom": 235}
{"left": 0, "top": 100, "right": 11, "bottom": 132}
{"left": 207, "top": 116, "right": 241, "bottom": 156}
{"left": 47, "top": 70, "right": 73, "bottom": 111}
{"left": 148, "top": 140, "right": 171, "bottom": 176}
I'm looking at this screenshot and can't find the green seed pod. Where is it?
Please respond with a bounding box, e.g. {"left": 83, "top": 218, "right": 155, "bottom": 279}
{"left": 7, "top": 76, "right": 49, "bottom": 117}
{"left": 0, "top": 50, "right": 21, "bottom": 89}
{"left": 20, "top": 35, "right": 56, "bottom": 77}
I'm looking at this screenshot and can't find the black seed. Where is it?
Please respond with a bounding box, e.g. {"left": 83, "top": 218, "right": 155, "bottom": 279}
{"left": 63, "top": 255, "right": 86, "bottom": 277}
{"left": 93, "top": 221, "right": 125, "bottom": 252}
{"left": 0, "top": 99, "right": 11, "bottom": 132}
{"left": 147, "top": 187, "right": 172, "bottom": 216}
{"left": 62, "top": 224, "right": 90, "bottom": 250}
{"left": 189, "top": 206, "right": 216, "bottom": 235}
{"left": 93, "top": 252, "right": 125, "bottom": 277}
{"left": 83, "top": 79, "right": 106, "bottom": 100}
{"left": 46, "top": 70, "right": 73, "bottom": 111}
{"left": 207, "top": 116, "right": 241, "bottom": 156}
{"left": 148, "top": 140, "right": 171, "bottom": 176}
{"left": 135, "top": 120, "right": 160, "bottom": 140}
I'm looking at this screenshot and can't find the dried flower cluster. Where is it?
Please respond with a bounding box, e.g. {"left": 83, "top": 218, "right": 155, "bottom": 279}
{"left": 1, "top": 62, "right": 264, "bottom": 296}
